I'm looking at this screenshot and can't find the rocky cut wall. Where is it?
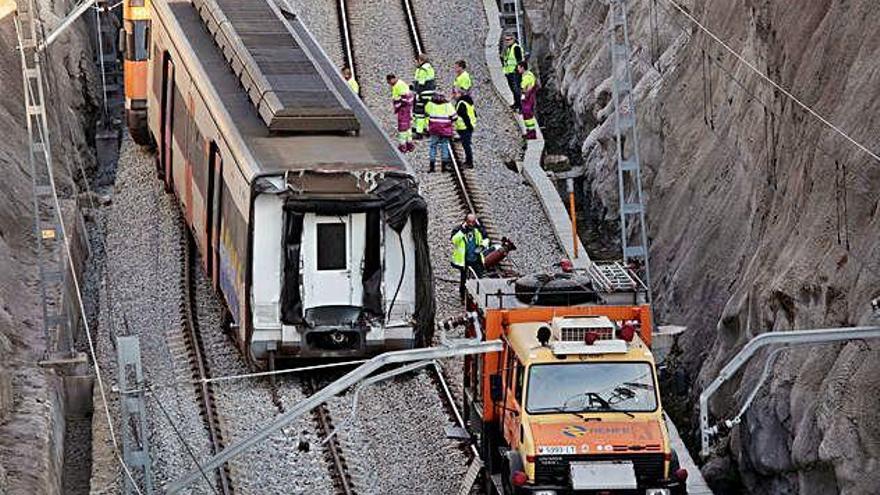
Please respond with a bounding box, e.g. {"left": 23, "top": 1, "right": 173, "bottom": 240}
{"left": 0, "top": 0, "right": 98, "bottom": 492}
{"left": 528, "top": 0, "right": 880, "bottom": 493}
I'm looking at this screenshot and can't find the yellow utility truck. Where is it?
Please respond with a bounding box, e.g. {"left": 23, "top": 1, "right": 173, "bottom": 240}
{"left": 463, "top": 272, "right": 688, "bottom": 495}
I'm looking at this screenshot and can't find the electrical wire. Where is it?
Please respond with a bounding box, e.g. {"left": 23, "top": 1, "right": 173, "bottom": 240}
{"left": 661, "top": 0, "right": 880, "bottom": 165}
{"left": 655, "top": 0, "right": 880, "bottom": 297}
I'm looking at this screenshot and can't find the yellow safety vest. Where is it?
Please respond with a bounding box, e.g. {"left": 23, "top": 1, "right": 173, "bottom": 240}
{"left": 454, "top": 71, "right": 472, "bottom": 93}
{"left": 451, "top": 227, "right": 487, "bottom": 267}
{"left": 454, "top": 100, "right": 477, "bottom": 131}
{"left": 347, "top": 78, "right": 360, "bottom": 95}
{"left": 503, "top": 43, "right": 521, "bottom": 74}
{"left": 521, "top": 70, "right": 537, "bottom": 92}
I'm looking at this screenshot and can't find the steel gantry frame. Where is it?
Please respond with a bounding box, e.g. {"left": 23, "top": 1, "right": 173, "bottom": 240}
{"left": 607, "top": 0, "right": 652, "bottom": 301}
{"left": 700, "top": 325, "right": 880, "bottom": 458}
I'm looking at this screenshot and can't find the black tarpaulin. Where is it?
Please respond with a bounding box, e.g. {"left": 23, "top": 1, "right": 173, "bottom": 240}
{"left": 280, "top": 212, "right": 304, "bottom": 324}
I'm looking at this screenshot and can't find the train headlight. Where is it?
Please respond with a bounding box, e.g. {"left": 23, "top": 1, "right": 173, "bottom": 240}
{"left": 534, "top": 491, "right": 557, "bottom": 495}
{"left": 645, "top": 489, "right": 670, "bottom": 495}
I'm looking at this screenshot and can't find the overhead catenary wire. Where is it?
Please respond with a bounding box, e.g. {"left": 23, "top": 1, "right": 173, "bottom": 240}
{"left": 654, "top": 0, "right": 880, "bottom": 290}
{"left": 660, "top": 0, "right": 880, "bottom": 165}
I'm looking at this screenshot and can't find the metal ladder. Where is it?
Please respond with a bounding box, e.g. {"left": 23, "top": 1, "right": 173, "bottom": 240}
{"left": 596, "top": 262, "right": 637, "bottom": 291}
{"left": 607, "top": 0, "right": 652, "bottom": 301}
{"left": 14, "top": 0, "right": 71, "bottom": 356}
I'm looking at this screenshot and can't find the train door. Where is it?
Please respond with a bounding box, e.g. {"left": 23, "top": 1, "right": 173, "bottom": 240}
{"left": 206, "top": 142, "right": 223, "bottom": 290}
{"left": 160, "top": 53, "right": 174, "bottom": 191}
{"left": 301, "top": 213, "right": 365, "bottom": 309}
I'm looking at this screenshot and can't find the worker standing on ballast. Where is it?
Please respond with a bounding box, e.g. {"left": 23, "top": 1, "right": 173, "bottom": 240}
{"left": 387, "top": 73, "right": 415, "bottom": 153}
{"left": 501, "top": 34, "right": 523, "bottom": 111}
{"left": 451, "top": 214, "right": 489, "bottom": 303}
{"left": 342, "top": 66, "right": 360, "bottom": 97}
{"left": 453, "top": 88, "right": 476, "bottom": 169}
{"left": 453, "top": 60, "right": 472, "bottom": 97}
{"left": 412, "top": 53, "right": 436, "bottom": 139}
{"left": 426, "top": 92, "right": 458, "bottom": 172}
{"left": 519, "top": 62, "right": 539, "bottom": 140}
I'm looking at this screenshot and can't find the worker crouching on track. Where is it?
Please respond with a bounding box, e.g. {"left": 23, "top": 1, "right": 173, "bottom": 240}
{"left": 387, "top": 73, "right": 415, "bottom": 153}
{"left": 426, "top": 92, "right": 458, "bottom": 172}
{"left": 518, "top": 61, "right": 539, "bottom": 140}
{"left": 452, "top": 88, "right": 476, "bottom": 169}
{"left": 412, "top": 53, "right": 436, "bottom": 139}
{"left": 451, "top": 214, "right": 489, "bottom": 303}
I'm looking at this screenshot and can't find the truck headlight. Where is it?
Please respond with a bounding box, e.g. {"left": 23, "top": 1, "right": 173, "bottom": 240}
{"left": 534, "top": 491, "right": 557, "bottom": 495}
{"left": 645, "top": 489, "right": 670, "bottom": 495}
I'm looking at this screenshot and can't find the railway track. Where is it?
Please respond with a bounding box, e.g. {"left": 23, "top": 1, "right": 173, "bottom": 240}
{"left": 396, "top": 0, "right": 511, "bottom": 268}
{"left": 178, "top": 221, "right": 233, "bottom": 495}
{"left": 332, "top": 1, "right": 488, "bottom": 492}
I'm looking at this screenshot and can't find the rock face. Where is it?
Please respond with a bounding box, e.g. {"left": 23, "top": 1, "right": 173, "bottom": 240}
{"left": 0, "top": 3, "right": 97, "bottom": 493}
{"left": 529, "top": 0, "right": 880, "bottom": 493}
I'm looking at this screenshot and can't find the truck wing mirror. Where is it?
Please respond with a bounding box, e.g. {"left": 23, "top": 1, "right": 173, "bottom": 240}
{"left": 490, "top": 373, "right": 503, "bottom": 402}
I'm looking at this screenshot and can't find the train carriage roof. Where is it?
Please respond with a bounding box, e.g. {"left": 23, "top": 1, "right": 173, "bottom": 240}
{"left": 162, "top": 0, "right": 408, "bottom": 180}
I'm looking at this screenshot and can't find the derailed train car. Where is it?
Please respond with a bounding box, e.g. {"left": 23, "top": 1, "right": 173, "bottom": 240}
{"left": 134, "top": 0, "right": 434, "bottom": 364}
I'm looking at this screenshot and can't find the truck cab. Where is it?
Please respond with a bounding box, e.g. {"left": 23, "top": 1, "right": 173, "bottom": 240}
{"left": 464, "top": 272, "right": 688, "bottom": 494}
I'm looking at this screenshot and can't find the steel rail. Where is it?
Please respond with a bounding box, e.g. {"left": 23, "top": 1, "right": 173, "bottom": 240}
{"left": 304, "top": 376, "right": 355, "bottom": 495}
{"left": 181, "top": 229, "right": 233, "bottom": 495}
{"left": 336, "top": 0, "right": 357, "bottom": 80}
{"left": 167, "top": 340, "right": 503, "bottom": 492}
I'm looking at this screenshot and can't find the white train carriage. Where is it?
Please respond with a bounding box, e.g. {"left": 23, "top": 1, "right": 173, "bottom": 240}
{"left": 139, "top": 0, "right": 434, "bottom": 363}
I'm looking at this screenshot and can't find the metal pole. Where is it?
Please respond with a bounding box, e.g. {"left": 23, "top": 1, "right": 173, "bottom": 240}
{"left": 699, "top": 325, "right": 880, "bottom": 458}
{"left": 40, "top": 0, "right": 97, "bottom": 50}
{"left": 513, "top": 0, "right": 524, "bottom": 53}
{"left": 167, "top": 340, "right": 503, "bottom": 493}
{"left": 567, "top": 178, "right": 578, "bottom": 258}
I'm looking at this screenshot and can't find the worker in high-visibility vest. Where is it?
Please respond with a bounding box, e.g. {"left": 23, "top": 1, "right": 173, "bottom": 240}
{"left": 450, "top": 213, "right": 489, "bottom": 303}
{"left": 341, "top": 66, "right": 359, "bottom": 97}
{"left": 412, "top": 53, "right": 436, "bottom": 138}
{"left": 518, "top": 62, "right": 539, "bottom": 140}
{"left": 453, "top": 60, "right": 472, "bottom": 97}
{"left": 501, "top": 34, "right": 523, "bottom": 111}
{"left": 425, "top": 92, "right": 458, "bottom": 173}
{"left": 453, "top": 88, "right": 477, "bottom": 169}
{"left": 386, "top": 73, "right": 415, "bottom": 153}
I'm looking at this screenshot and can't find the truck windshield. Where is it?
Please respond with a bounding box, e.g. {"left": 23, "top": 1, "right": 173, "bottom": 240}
{"left": 527, "top": 362, "right": 657, "bottom": 414}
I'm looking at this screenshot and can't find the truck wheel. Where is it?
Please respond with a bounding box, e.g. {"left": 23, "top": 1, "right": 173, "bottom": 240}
{"left": 514, "top": 273, "right": 599, "bottom": 306}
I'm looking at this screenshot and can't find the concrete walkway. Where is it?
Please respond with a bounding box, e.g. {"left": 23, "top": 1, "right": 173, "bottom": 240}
{"left": 480, "top": 0, "right": 589, "bottom": 270}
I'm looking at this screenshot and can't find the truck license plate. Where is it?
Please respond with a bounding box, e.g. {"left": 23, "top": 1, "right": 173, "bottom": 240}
{"left": 570, "top": 461, "right": 638, "bottom": 490}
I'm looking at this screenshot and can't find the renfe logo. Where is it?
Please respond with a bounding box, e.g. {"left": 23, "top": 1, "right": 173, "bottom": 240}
{"left": 561, "top": 425, "right": 588, "bottom": 438}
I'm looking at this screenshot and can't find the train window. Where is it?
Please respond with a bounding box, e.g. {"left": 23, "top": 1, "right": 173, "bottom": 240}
{"left": 125, "top": 20, "right": 150, "bottom": 61}
{"left": 316, "top": 223, "right": 346, "bottom": 271}
{"left": 130, "top": 0, "right": 145, "bottom": 6}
